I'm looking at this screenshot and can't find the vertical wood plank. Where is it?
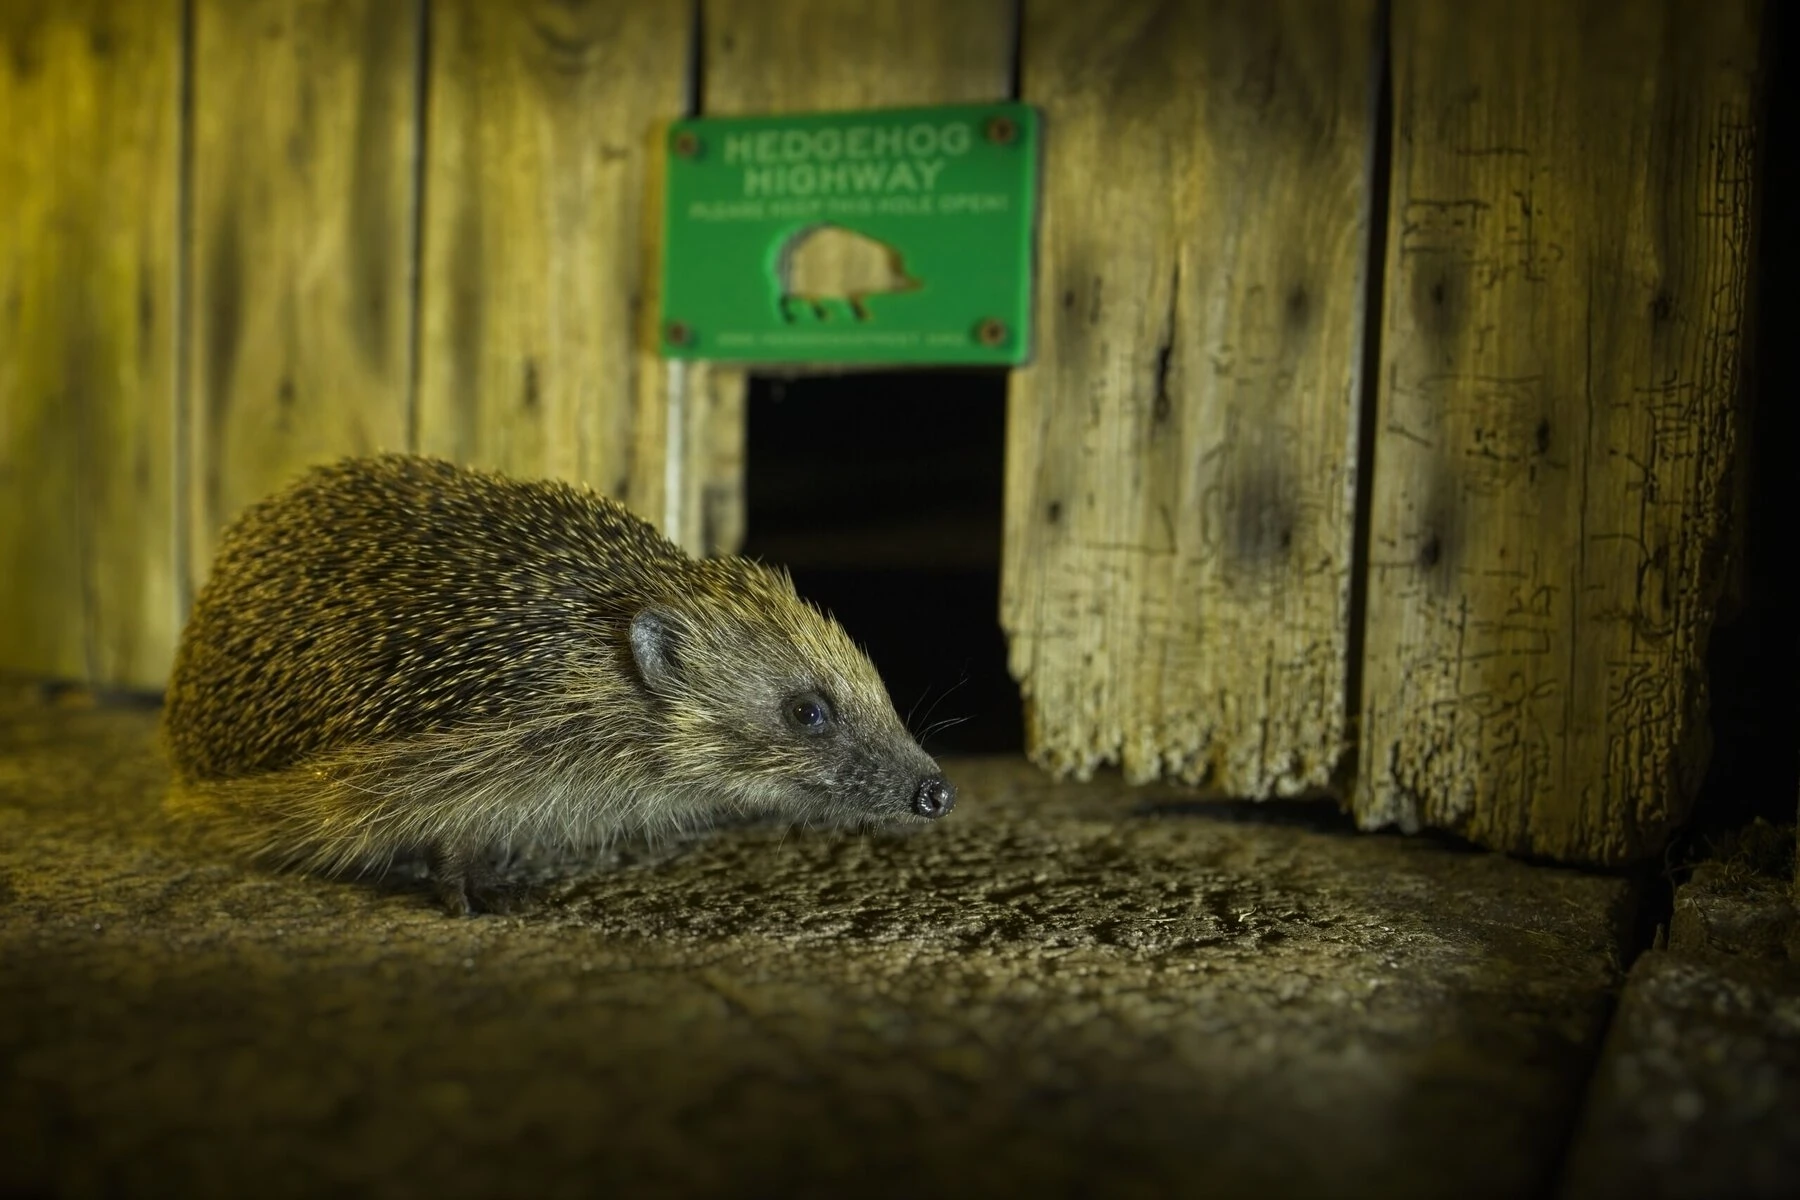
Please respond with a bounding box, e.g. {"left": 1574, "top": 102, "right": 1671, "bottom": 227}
{"left": 1357, "top": 0, "right": 1763, "bottom": 863}
{"left": 417, "top": 0, "right": 689, "bottom": 517}
{"left": 625, "top": 78, "right": 729, "bottom": 555}
{"left": 0, "top": 1, "right": 182, "bottom": 690}
{"left": 657, "top": 360, "right": 748, "bottom": 558}
{"left": 187, "top": 0, "right": 420, "bottom": 582}
{"left": 678, "top": 0, "right": 1016, "bottom": 556}
{"left": 702, "top": 0, "right": 1015, "bottom": 113}
{"left": 1003, "top": 0, "right": 1377, "bottom": 795}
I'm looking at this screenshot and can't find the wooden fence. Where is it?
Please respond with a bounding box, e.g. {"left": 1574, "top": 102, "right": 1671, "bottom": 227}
{"left": 0, "top": 0, "right": 1765, "bottom": 866}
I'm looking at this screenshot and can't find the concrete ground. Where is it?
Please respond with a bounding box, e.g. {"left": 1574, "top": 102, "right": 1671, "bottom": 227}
{"left": 1561, "top": 828, "right": 1800, "bottom": 1200}
{"left": 1, "top": 684, "right": 1794, "bottom": 1200}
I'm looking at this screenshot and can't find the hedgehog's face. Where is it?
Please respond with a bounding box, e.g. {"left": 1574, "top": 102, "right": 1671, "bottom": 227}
{"left": 626, "top": 584, "right": 954, "bottom": 828}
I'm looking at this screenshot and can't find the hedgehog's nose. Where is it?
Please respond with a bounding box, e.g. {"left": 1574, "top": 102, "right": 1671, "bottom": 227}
{"left": 913, "top": 776, "right": 955, "bottom": 819}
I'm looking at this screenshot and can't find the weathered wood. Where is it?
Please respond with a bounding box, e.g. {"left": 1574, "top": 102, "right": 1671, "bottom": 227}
{"left": 681, "top": 0, "right": 1016, "bottom": 557}
{"left": 625, "top": 98, "right": 739, "bottom": 556}
{"left": 417, "top": 0, "right": 688, "bottom": 532}
{"left": 654, "top": 360, "right": 748, "bottom": 558}
{"left": 0, "top": 1, "right": 182, "bottom": 690}
{"left": 187, "top": 0, "right": 420, "bottom": 584}
{"left": 702, "top": 0, "right": 1014, "bottom": 113}
{"left": 1356, "top": 0, "right": 1763, "bottom": 864}
{"left": 1002, "top": 0, "right": 1377, "bottom": 796}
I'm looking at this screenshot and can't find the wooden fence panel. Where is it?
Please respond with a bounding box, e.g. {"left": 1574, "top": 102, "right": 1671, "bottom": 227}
{"left": 702, "top": 0, "right": 1014, "bottom": 113}
{"left": 1002, "top": 0, "right": 1378, "bottom": 796}
{"left": 186, "top": 0, "right": 420, "bottom": 585}
{"left": 0, "top": 1, "right": 182, "bottom": 690}
{"left": 416, "top": 0, "right": 689, "bottom": 526}
{"left": 1356, "top": 0, "right": 1762, "bottom": 863}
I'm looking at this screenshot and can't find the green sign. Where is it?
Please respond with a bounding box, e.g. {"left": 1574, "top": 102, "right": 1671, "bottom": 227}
{"left": 658, "top": 102, "right": 1040, "bottom": 367}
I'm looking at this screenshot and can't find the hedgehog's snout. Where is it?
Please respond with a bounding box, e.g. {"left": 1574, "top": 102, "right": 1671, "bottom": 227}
{"left": 912, "top": 775, "right": 955, "bottom": 820}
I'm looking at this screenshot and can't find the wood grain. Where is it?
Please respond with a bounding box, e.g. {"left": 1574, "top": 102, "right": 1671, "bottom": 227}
{"left": 417, "top": 0, "right": 688, "bottom": 524}
{"left": 0, "top": 0, "right": 182, "bottom": 689}
{"left": 1356, "top": 0, "right": 1763, "bottom": 863}
{"left": 186, "top": 0, "right": 420, "bottom": 583}
{"left": 656, "top": 358, "right": 748, "bottom": 558}
{"left": 1002, "top": 0, "right": 1377, "bottom": 796}
{"left": 625, "top": 103, "right": 737, "bottom": 555}
{"left": 701, "top": 0, "right": 1014, "bottom": 114}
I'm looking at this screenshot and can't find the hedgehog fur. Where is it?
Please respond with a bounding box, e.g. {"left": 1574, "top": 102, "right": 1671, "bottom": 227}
{"left": 162, "top": 454, "right": 954, "bottom": 914}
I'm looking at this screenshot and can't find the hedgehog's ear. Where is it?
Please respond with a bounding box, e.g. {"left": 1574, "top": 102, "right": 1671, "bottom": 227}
{"left": 629, "top": 607, "right": 684, "bottom": 693}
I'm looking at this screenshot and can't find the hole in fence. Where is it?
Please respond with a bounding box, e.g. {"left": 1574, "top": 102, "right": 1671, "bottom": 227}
{"left": 740, "top": 369, "right": 1023, "bottom": 756}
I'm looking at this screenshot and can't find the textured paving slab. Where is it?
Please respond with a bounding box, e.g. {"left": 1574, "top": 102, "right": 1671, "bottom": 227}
{"left": 0, "top": 688, "right": 1633, "bottom": 1200}
{"left": 1667, "top": 828, "right": 1799, "bottom": 962}
{"left": 1559, "top": 950, "right": 1800, "bottom": 1200}
{"left": 1560, "top": 826, "right": 1800, "bottom": 1200}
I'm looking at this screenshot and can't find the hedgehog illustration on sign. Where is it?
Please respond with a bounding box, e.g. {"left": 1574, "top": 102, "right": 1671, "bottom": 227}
{"left": 773, "top": 223, "right": 922, "bottom": 322}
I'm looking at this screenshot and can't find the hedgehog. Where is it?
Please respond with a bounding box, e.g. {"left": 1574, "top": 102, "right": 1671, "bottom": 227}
{"left": 162, "top": 453, "right": 956, "bottom": 915}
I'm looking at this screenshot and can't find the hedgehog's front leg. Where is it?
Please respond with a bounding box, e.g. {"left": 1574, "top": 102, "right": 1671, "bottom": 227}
{"left": 425, "top": 843, "right": 534, "bottom": 917}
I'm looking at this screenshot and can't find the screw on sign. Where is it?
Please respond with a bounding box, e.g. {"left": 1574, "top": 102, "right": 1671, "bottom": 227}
{"left": 772, "top": 224, "right": 923, "bottom": 323}
{"left": 975, "top": 318, "right": 1008, "bottom": 346}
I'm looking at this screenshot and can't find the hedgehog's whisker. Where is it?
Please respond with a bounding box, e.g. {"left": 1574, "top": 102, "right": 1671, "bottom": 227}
{"left": 910, "top": 673, "right": 970, "bottom": 739}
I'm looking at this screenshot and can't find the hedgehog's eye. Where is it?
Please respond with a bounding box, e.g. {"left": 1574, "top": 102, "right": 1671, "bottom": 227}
{"left": 785, "top": 693, "right": 833, "bottom": 733}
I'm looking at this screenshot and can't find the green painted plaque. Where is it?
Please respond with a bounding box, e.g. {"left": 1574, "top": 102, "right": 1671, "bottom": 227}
{"left": 658, "top": 102, "right": 1040, "bottom": 367}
